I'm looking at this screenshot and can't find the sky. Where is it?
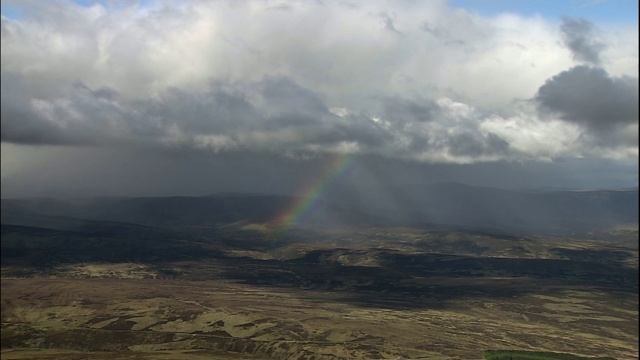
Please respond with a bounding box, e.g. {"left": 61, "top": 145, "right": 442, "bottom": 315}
{"left": 1, "top": 0, "right": 638, "bottom": 198}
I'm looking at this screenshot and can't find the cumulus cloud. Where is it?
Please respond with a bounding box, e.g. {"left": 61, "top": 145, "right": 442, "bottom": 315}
{"left": 0, "top": 0, "right": 638, "bottom": 165}
{"left": 532, "top": 18, "right": 638, "bottom": 151}
{"left": 560, "top": 17, "right": 605, "bottom": 65}
{"left": 536, "top": 66, "right": 638, "bottom": 130}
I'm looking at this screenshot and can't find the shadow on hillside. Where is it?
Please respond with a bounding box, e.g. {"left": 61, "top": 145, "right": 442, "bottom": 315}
{"left": 216, "top": 248, "right": 637, "bottom": 310}
{"left": 2, "top": 223, "right": 637, "bottom": 310}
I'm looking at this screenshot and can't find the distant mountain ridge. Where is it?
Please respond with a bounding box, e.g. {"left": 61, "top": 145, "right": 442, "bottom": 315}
{"left": 1, "top": 184, "right": 637, "bottom": 235}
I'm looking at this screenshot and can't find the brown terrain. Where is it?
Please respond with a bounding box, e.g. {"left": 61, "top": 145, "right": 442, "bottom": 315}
{"left": 1, "top": 225, "right": 638, "bottom": 359}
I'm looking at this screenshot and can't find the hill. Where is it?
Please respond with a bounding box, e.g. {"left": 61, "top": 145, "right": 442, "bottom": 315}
{"left": 2, "top": 184, "right": 637, "bottom": 234}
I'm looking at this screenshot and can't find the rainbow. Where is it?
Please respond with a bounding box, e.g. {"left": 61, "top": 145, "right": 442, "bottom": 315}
{"left": 269, "top": 152, "right": 354, "bottom": 233}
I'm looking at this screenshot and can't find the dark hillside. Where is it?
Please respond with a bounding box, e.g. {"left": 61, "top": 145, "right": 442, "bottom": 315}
{"left": 2, "top": 185, "right": 637, "bottom": 234}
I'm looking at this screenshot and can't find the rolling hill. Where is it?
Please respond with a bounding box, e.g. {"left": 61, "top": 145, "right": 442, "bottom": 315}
{"left": 2, "top": 183, "right": 636, "bottom": 235}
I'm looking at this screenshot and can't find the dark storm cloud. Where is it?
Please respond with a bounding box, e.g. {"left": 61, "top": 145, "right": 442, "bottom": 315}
{"left": 0, "top": 75, "right": 88, "bottom": 145}
{"left": 560, "top": 17, "right": 605, "bottom": 65}
{"left": 1, "top": 75, "right": 53, "bottom": 144}
{"left": 140, "top": 85, "right": 260, "bottom": 134}
{"left": 380, "top": 97, "right": 440, "bottom": 124}
{"left": 1, "top": 74, "right": 167, "bottom": 146}
{"left": 260, "top": 76, "right": 329, "bottom": 117}
{"left": 3, "top": 71, "right": 518, "bottom": 161}
{"left": 535, "top": 65, "right": 639, "bottom": 131}
{"left": 0, "top": 74, "right": 392, "bottom": 154}
{"left": 447, "top": 132, "right": 510, "bottom": 157}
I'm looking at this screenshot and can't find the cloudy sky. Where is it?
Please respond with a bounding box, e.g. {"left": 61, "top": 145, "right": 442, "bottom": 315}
{"left": 1, "top": 0, "right": 638, "bottom": 198}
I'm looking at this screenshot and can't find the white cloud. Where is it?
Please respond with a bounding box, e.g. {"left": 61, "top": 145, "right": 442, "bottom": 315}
{"left": 480, "top": 112, "right": 583, "bottom": 161}
{"left": 1, "top": 0, "right": 638, "bottom": 165}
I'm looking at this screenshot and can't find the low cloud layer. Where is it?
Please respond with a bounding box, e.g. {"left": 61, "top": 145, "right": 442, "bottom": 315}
{"left": 1, "top": 1, "right": 638, "bottom": 167}
{"left": 0, "top": 74, "right": 519, "bottom": 163}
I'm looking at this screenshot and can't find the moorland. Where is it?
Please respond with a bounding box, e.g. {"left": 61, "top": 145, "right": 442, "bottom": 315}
{"left": 1, "top": 184, "right": 638, "bottom": 359}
